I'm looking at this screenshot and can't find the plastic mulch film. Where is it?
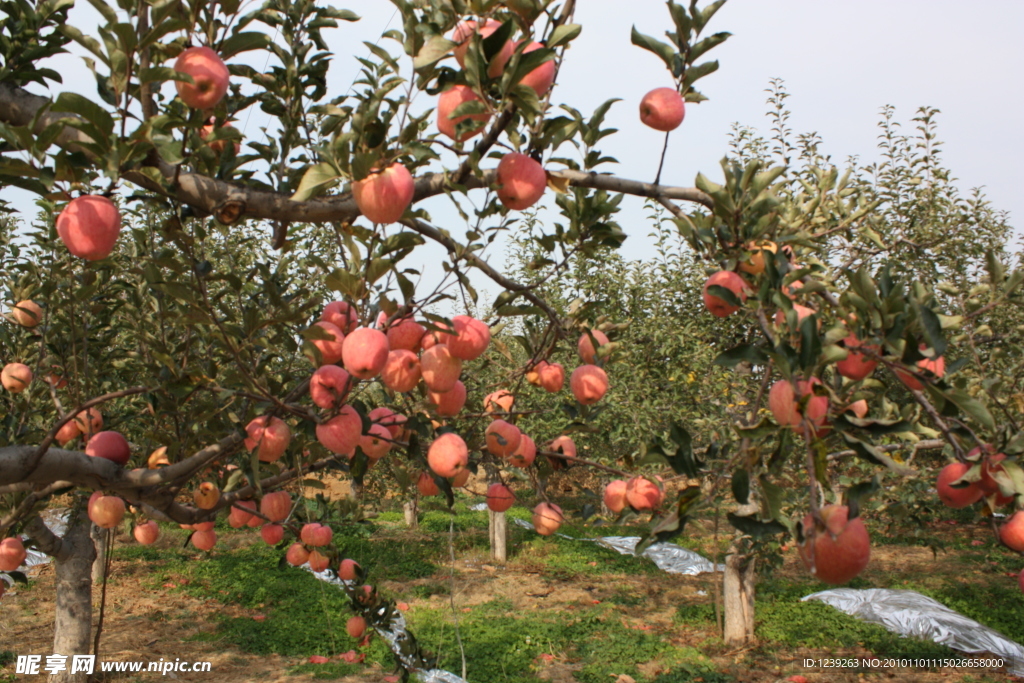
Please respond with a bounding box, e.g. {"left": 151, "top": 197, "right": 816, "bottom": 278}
{"left": 803, "top": 588, "right": 1024, "bottom": 676}
{"left": 511, "top": 517, "right": 723, "bottom": 575}
{"left": 306, "top": 566, "right": 469, "bottom": 683}
{"left": 22, "top": 508, "right": 70, "bottom": 570}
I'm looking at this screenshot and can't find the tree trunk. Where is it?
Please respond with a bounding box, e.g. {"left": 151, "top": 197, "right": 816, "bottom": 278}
{"left": 90, "top": 523, "right": 106, "bottom": 585}
{"left": 488, "top": 509, "right": 507, "bottom": 564}
{"left": 50, "top": 508, "right": 96, "bottom": 683}
{"left": 403, "top": 499, "right": 418, "bottom": 529}
{"left": 722, "top": 544, "right": 756, "bottom": 646}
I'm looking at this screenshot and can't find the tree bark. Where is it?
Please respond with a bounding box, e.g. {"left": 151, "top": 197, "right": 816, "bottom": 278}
{"left": 722, "top": 545, "right": 756, "bottom": 646}
{"left": 488, "top": 510, "right": 507, "bottom": 564}
{"left": 403, "top": 499, "right": 418, "bottom": 529}
{"left": 90, "top": 524, "right": 106, "bottom": 586}
{"left": 36, "top": 507, "right": 96, "bottom": 683}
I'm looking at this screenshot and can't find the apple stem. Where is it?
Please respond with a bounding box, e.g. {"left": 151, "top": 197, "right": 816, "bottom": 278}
{"left": 653, "top": 131, "right": 671, "bottom": 186}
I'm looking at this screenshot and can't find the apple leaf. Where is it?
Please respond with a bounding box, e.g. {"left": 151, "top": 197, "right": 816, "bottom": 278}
{"left": 412, "top": 34, "right": 455, "bottom": 70}
{"left": 727, "top": 513, "right": 787, "bottom": 538}
{"left": 731, "top": 467, "right": 749, "bottom": 505}
{"left": 291, "top": 162, "right": 341, "bottom": 202}
{"left": 548, "top": 23, "right": 582, "bottom": 49}
{"left": 630, "top": 26, "right": 676, "bottom": 70}
{"left": 713, "top": 343, "right": 768, "bottom": 367}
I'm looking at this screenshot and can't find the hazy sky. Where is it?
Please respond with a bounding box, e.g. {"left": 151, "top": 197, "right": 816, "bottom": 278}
{"left": 4, "top": 1, "right": 1022, "bottom": 302}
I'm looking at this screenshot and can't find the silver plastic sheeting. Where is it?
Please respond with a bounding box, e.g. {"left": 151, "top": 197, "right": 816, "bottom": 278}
{"left": 512, "top": 517, "right": 722, "bottom": 576}
{"left": 803, "top": 588, "right": 1024, "bottom": 676}
{"left": 19, "top": 508, "right": 70, "bottom": 571}
{"left": 306, "top": 566, "right": 469, "bottom": 683}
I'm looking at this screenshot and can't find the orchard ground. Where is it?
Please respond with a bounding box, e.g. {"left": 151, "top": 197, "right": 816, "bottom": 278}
{"left": 3, "top": 471, "right": 1022, "bottom": 683}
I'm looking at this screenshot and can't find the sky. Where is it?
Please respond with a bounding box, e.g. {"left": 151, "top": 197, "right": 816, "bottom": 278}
{"left": 4, "top": 1, "right": 1023, "bottom": 305}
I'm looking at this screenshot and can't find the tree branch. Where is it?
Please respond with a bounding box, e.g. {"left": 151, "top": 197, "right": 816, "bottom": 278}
{"left": 0, "top": 83, "right": 713, "bottom": 223}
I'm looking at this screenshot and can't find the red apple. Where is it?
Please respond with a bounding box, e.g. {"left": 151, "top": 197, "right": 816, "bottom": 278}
{"left": 322, "top": 300, "right": 359, "bottom": 334}
{"left": 577, "top": 330, "right": 609, "bottom": 364}
{"left": 0, "top": 537, "right": 27, "bottom": 571}
{"left": 936, "top": 462, "right": 983, "bottom": 509}
{"left": 509, "top": 434, "right": 536, "bottom": 468}
{"left": 300, "top": 523, "right": 334, "bottom": 547}
{"left": 420, "top": 344, "right": 462, "bottom": 393}
{"left": 309, "top": 365, "right": 352, "bottom": 410}
{"left": 486, "top": 483, "right": 516, "bottom": 512}
{"left": 799, "top": 505, "right": 871, "bottom": 584}
{"left": 417, "top": 471, "right": 440, "bottom": 497}
{"left": 625, "top": 477, "right": 663, "bottom": 511}
{"left": 999, "top": 511, "right": 1024, "bottom": 552}
{"left": 339, "top": 559, "right": 360, "bottom": 581}
{"left": 497, "top": 153, "right": 546, "bottom": 210}
{"left": 429, "top": 380, "right": 467, "bottom": 417}
{"left": 308, "top": 321, "right": 345, "bottom": 365}
{"left": 895, "top": 345, "right": 946, "bottom": 391}
{"left": 446, "top": 315, "right": 491, "bottom": 360}
{"left": 316, "top": 406, "right": 362, "bottom": 455}
{"left": 483, "top": 390, "right": 515, "bottom": 414}
{"left": 702, "top": 271, "right": 749, "bottom": 317}
{"left": 359, "top": 424, "right": 393, "bottom": 461}
{"left": 85, "top": 431, "right": 131, "bottom": 466}
{"left": 639, "top": 87, "right": 685, "bottom": 132}
{"left": 517, "top": 42, "right": 555, "bottom": 96}
{"left": 570, "top": 364, "right": 608, "bottom": 405}
{"left": 261, "top": 524, "right": 285, "bottom": 545}
{"left": 437, "top": 85, "right": 491, "bottom": 142}
{"left": 386, "top": 318, "right": 425, "bottom": 352}
{"left": 381, "top": 349, "right": 421, "bottom": 393}
{"left": 836, "top": 335, "right": 879, "bottom": 381}
{"left": 532, "top": 502, "right": 563, "bottom": 535}
{"left": 133, "top": 521, "right": 159, "bottom": 545}
{"left": 244, "top": 415, "right": 291, "bottom": 463}
{"left": 452, "top": 19, "right": 514, "bottom": 77}
{"left": 369, "top": 407, "right": 406, "bottom": 438}
{"left": 427, "top": 433, "right": 469, "bottom": 477}
{"left": 174, "top": 46, "right": 230, "bottom": 109}
{"left": 89, "top": 494, "right": 125, "bottom": 529}
{"left": 285, "top": 543, "right": 309, "bottom": 566}
{"left": 352, "top": 164, "right": 415, "bottom": 225}
{"left": 56, "top": 195, "right": 121, "bottom": 261}
{"left": 604, "top": 480, "right": 628, "bottom": 513}
{"left": 485, "top": 419, "right": 521, "bottom": 458}
{"left": 260, "top": 491, "right": 292, "bottom": 523}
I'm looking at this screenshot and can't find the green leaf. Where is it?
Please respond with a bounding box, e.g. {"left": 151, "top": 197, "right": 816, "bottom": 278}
{"left": 630, "top": 26, "right": 676, "bottom": 69}
{"left": 727, "top": 513, "right": 787, "bottom": 538}
{"left": 913, "top": 301, "right": 947, "bottom": 358}
{"left": 291, "top": 163, "right": 341, "bottom": 202}
{"left": 52, "top": 91, "right": 113, "bottom": 139}
{"left": 797, "top": 313, "right": 821, "bottom": 371}
{"left": 846, "top": 477, "right": 880, "bottom": 521}
{"left": 683, "top": 60, "right": 718, "bottom": 89}
{"left": 713, "top": 344, "right": 768, "bottom": 367}
{"left": 731, "top": 467, "right": 749, "bottom": 505}
{"left": 706, "top": 284, "right": 740, "bottom": 308}
{"left": 940, "top": 388, "right": 996, "bottom": 431}
{"left": 840, "top": 433, "right": 915, "bottom": 475}
{"left": 220, "top": 31, "right": 271, "bottom": 59}
{"left": 413, "top": 35, "right": 457, "bottom": 70}
{"left": 759, "top": 475, "right": 784, "bottom": 522}
{"left": 688, "top": 31, "right": 730, "bottom": 62}
{"left": 985, "top": 249, "right": 1005, "bottom": 287}
{"left": 548, "top": 23, "right": 582, "bottom": 49}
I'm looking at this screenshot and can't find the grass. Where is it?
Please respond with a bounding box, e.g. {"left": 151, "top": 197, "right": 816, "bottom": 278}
{"left": 93, "top": 498, "right": 1023, "bottom": 683}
